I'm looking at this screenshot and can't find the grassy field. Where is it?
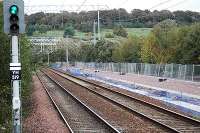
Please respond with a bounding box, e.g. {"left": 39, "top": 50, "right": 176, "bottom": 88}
{"left": 101, "top": 28, "right": 152, "bottom": 37}
{"left": 33, "top": 30, "right": 64, "bottom": 37}
{"left": 32, "top": 28, "right": 152, "bottom": 38}
{"left": 126, "top": 28, "right": 152, "bottom": 37}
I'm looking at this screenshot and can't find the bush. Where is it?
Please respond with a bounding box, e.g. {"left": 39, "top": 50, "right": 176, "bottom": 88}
{"left": 113, "top": 26, "right": 128, "bottom": 37}
{"left": 63, "top": 26, "right": 75, "bottom": 38}
{"left": 105, "top": 33, "right": 114, "bottom": 38}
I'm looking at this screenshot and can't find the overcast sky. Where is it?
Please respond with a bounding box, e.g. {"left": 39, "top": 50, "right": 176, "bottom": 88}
{"left": 24, "top": 0, "right": 200, "bottom": 14}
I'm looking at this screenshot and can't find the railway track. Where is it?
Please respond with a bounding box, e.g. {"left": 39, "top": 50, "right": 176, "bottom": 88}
{"left": 47, "top": 68, "right": 200, "bottom": 133}
{"left": 37, "top": 72, "right": 119, "bottom": 133}
{"left": 42, "top": 69, "right": 176, "bottom": 132}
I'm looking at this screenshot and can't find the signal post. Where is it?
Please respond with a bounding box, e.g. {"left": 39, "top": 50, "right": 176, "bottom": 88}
{"left": 3, "top": 0, "right": 25, "bottom": 133}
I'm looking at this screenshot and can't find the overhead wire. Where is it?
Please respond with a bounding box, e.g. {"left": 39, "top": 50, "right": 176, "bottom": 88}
{"left": 114, "top": 0, "right": 175, "bottom": 24}
{"left": 164, "top": 0, "right": 188, "bottom": 10}
{"left": 149, "top": 0, "right": 173, "bottom": 10}
{"left": 117, "top": 0, "right": 129, "bottom": 8}
{"left": 76, "top": 0, "right": 88, "bottom": 12}
{"left": 27, "top": 0, "right": 190, "bottom": 31}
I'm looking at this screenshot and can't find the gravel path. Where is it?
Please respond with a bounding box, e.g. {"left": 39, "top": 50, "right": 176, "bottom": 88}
{"left": 23, "top": 75, "right": 69, "bottom": 133}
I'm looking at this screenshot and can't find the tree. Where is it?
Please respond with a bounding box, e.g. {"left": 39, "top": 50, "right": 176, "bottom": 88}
{"left": 78, "top": 44, "right": 96, "bottom": 62}
{"left": 149, "top": 19, "right": 178, "bottom": 63}
{"left": 26, "top": 9, "right": 200, "bottom": 30}
{"left": 0, "top": 2, "right": 11, "bottom": 130}
{"left": 26, "top": 25, "right": 35, "bottom": 36}
{"left": 112, "top": 36, "right": 141, "bottom": 62}
{"left": 113, "top": 26, "right": 128, "bottom": 37}
{"left": 95, "top": 40, "right": 115, "bottom": 62}
{"left": 175, "top": 23, "right": 200, "bottom": 64}
{"left": 63, "top": 25, "right": 75, "bottom": 38}
{"left": 141, "top": 33, "right": 155, "bottom": 63}
{"left": 34, "top": 24, "right": 50, "bottom": 34}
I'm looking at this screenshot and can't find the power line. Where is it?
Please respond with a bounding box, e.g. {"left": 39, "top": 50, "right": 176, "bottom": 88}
{"left": 117, "top": 0, "right": 129, "bottom": 8}
{"left": 76, "top": 0, "right": 88, "bottom": 12}
{"left": 115, "top": 0, "right": 174, "bottom": 26}
{"left": 150, "top": 0, "right": 173, "bottom": 10}
{"left": 164, "top": 0, "right": 188, "bottom": 10}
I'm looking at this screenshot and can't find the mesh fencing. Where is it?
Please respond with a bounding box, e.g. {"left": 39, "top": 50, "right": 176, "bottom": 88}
{"left": 75, "top": 62, "right": 200, "bottom": 82}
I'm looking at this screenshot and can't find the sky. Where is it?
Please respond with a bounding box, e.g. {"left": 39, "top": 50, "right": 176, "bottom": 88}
{"left": 24, "top": 0, "right": 200, "bottom": 14}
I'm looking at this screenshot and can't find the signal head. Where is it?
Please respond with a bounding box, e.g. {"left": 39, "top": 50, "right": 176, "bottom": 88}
{"left": 9, "top": 5, "right": 18, "bottom": 15}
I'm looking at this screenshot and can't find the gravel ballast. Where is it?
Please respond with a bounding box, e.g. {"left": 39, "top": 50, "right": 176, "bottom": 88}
{"left": 23, "top": 75, "right": 69, "bottom": 133}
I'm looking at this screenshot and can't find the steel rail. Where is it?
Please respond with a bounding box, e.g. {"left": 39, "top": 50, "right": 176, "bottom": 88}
{"left": 50, "top": 68, "right": 200, "bottom": 132}
{"left": 36, "top": 72, "right": 74, "bottom": 133}
{"left": 41, "top": 70, "right": 120, "bottom": 133}
{"left": 52, "top": 68, "right": 200, "bottom": 124}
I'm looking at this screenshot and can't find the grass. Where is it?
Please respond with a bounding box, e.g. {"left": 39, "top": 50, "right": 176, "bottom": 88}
{"left": 32, "top": 28, "right": 152, "bottom": 38}
{"left": 101, "top": 28, "right": 152, "bottom": 37}
{"left": 125, "top": 28, "right": 152, "bottom": 37}
{"left": 33, "top": 30, "right": 64, "bottom": 37}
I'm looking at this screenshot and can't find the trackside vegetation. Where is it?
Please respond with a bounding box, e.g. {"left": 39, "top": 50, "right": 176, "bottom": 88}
{"left": 44, "top": 20, "right": 200, "bottom": 64}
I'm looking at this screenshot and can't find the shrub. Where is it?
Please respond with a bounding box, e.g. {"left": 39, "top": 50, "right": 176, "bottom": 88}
{"left": 113, "top": 26, "right": 128, "bottom": 37}
{"left": 105, "top": 33, "right": 114, "bottom": 38}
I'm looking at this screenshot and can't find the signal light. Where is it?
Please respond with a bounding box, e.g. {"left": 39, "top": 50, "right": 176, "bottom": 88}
{"left": 9, "top": 5, "right": 19, "bottom": 34}
{"left": 10, "top": 5, "right": 18, "bottom": 15}
{"left": 4, "top": 0, "right": 25, "bottom": 34}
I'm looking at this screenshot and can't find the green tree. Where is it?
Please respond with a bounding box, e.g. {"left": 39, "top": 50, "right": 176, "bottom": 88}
{"left": 112, "top": 36, "right": 141, "bottom": 62}
{"left": 175, "top": 23, "right": 200, "bottom": 64}
{"left": 26, "top": 25, "right": 35, "bottom": 36}
{"left": 141, "top": 33, "right": 155, "bottom": 63}
{"left": 95, "top": 40, "right": 115, "bottom": 62}
{"left": 78, "top": 44, "right": 95, "bottom": 62}
{"left": 63, "top": 25, "right": 75, "bottom": 38}
{"left": 0, "top": 2, "right": 11, "bottom": 131}
{"left": 35, "top": 24, "right": 49, "bottom": 34}
{"left": 148, "top": 19, "right": 178, "bottom": 63}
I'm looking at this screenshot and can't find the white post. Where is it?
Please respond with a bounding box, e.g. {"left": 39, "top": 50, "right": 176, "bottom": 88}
{"left": 178, "top": 64, "right": 181, "bottom": 79}
{"left": 171, "top": 63, "right": 173, "bottom": 78}
{"left": 65, "top": 38, "right": 69, "bottom": 67}
{"left": 47, "top": 51, "right": 49, "bottom": 65}
{"left": 184, "top": 65, "right": 187, "bottom": 80}
{"left": 158, "top": 64, "right": 161, "bottom": 77}
{"left": 11, "top": 36, "right": 21, "bottom": 133}
{"left": 192, "top": 64, "right": 194, "bottom": 82}
{"left": 66, "top": 46, "right": 69, "bottom": 67}
{"left": 93, "top": 20, "right": 96, "bottom": 46}
{"left": 98, "top": 11, "right": 101, "bottom": 40}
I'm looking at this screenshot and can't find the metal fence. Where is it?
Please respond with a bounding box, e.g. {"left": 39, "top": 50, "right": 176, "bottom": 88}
{"left": 75, "top": 62, "right": 200, "bottom": 82}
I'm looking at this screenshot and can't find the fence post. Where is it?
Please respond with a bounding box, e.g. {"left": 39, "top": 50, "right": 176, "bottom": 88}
{"left": 158, "top": 64, "right": 161, "bottom": 77}
{"left": 178, "top": 64, "right": 181, "bottom": 80}
{"left": 192, "top": 64, "right": 194, "bottom": 82}
{"left": 184, "top": 65, "right": 187, "bottom": 80}
{"left": 171, "top": 63, "right": 173, "bottom": 78}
